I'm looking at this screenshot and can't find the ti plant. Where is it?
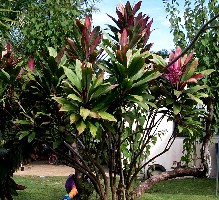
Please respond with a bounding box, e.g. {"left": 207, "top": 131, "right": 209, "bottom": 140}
{"left": 152, "top": 46, "right": 214, "bottom": 167}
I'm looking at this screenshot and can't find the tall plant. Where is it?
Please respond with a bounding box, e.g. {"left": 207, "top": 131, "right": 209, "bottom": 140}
{"left": 49, "top": 1, "right": 212, "bottom": 199}
{"left": 164, "top": 0, "right": 219, "bottom": 172}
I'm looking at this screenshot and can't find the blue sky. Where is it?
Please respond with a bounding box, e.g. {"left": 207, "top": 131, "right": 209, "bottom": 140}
{"left": 92, "top": 0, "right": 178, "bottom": 52}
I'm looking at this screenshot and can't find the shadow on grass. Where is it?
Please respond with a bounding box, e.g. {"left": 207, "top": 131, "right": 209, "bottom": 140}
{"left": 139, "top": 178, "right": 218, "bottom": 200}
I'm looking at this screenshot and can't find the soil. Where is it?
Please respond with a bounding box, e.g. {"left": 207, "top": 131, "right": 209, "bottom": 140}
{"left": 13, "top": 160, "right": 74, "bottom": 177}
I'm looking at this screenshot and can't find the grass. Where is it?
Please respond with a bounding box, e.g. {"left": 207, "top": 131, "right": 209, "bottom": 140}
{"left": 13, "top": 176, "right": 219, "bottom": 200}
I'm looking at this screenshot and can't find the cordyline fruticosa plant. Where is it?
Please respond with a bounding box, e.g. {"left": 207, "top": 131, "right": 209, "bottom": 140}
{"left": 50, "top": 1, "right": 212, "bottom": 200}
{"left": 0, "top": 45, "right": 36, "bottom": 200}
{"left": 9, "top": 1, "right": 215, "bottom": 200}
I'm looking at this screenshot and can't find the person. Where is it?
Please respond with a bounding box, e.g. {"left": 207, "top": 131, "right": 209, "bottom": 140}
{"left": 62, "top": 174, "right": 79, "bottom": 200}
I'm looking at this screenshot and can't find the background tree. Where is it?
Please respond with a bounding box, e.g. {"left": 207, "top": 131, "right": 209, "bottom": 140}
{"left": 164, "top": 0, "right": 219, "bottom": 173}
{"left": 8, "top": 0, "right": 99, "bottom": 57}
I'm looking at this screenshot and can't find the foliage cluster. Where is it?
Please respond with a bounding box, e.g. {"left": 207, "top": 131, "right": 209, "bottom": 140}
{"left": 164, "top": 0, "right": 219, "bottom": 166}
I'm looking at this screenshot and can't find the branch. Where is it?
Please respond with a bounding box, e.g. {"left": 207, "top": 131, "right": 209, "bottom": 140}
{"left": 131, "top": 167, "right": 205, "bottom": 200}
{"left": 127, "top": 117, "right": 180, "bottom": 191}
{"left": 163, "top": 14, "right": 219, "bottom": 71}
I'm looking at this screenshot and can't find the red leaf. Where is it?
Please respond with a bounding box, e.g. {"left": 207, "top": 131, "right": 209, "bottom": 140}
{"left": 133, "top": 1, "right": 142, "bottom": 15}
{"left": 84, "top": 16, "right": 91, "bottom": 31}
{"left": 184, "top": 78, "right": 198, "bottom": 83}
{"left": 6, "top": 43, "right": 10, "bottom": 52}
{"left": 190, "top": 73, "right": 205, "bottom": 80}
{"left": 28, "top": 55, "right": 34, "bottom": 71}
{"left": 184, "top": 51, "right": 194, "bottom": 66}
{"left": 120, "top": 29, "right": 128, "bottom": 46}
{"left": 90, "top": 34, "right": 102, "bottom": 56}
{"left": 117, "top": 2, "right": 125, "bottom": 15}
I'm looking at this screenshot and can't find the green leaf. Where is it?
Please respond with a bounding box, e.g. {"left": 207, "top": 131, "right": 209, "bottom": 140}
{"left": 129, "top": 95, "right": 143, "bottom": 102}
{"left": 145, "top": 101, "right": 157, "bottom": 108}
{"left": 166, "top": 97, "right": 174, "bottom": 105}
{"left": 1, "top": 69, "right": 10, "bottom": 80}
{"left": 174, "top": 90, "right": 182, "bottom": 98}
{"left": 133, "top": 71, "right": 161, "bottom": 87}
{"left": 80, "top": 107, "right": 91, "bottom": 120}
{"left": 63, "top": 66, "right": 82, "bottom": 91}
{"left": 186, "top": 85, "right": 207, "bottom": 93}
{"left": 90, "top": 84, "right": 117, "bottom": 100}
{"left": 53, "top": 140, "right": 61, "bottom": 149}
{"left": 98, "top": 111, "right": 117, "bottom": 122}
{"left": 28, "top": 131, "right": 36, "bottom": 143}
{"left": 70, "top": 113, "right": 79, "bottom": 124}
{"left": 81, "top": 65, "right": 92, "bottom": 94}
{"left": 187, "top": 93, "right": 203, "bottom": 104}
{"left": 14, "top": 120, "right": 29, "bottom": 125}
{"left": 19, "top": 131, "right": 29, "bottom": 140}
{"left": 75, "top": 59, "right": 82, "bottom": 80}
{"left": 116, "top": 62, "right": 126, "bottom": 78}
{"left": 128, "top": 56, "right": 145, "bottom": 77}
{"left": 150, "top": 54, "right": 166, "bottom": 66}
{"left": 88, "top": 122, "right": 98, "bottom": 137}
{"left": 197, "top": 93, "right": 208, "bottom": 98}
{"left": 122, "top": 78, "right": 133, "bottom": 90}
{"left": 199, "top": 69, "right": 215, "bottom": 76}
{"left": 68, "top": 94, "right": 82, "bottom": 102}
{"left": 173, "top": 103, "right": 181, "bottom": 115}
{"left": 137, "top": 101, "right": 149, "bottom": 111}
{"left": 181, "top": 58, "right": 198, "bottom": 81}
{"left": 52, "top": 97, "right": 77, "bottom": 111}
{"left": 89, "top": 111, "right": 100, "bottom": 119}
{"left": 178, "top": 125, "right": 183, "bottom": 133}
{"left": 142, "top": 94, "right": 155, "bottom": 100}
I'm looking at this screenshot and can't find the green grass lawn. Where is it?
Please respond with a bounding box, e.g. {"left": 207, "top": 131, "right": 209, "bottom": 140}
{"left": 13, "top": 176, "right": 219, "bottom": 200}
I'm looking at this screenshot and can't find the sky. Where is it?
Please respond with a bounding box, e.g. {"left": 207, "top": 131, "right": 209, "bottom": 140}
{"left": 92, "top": 0, "right": 178, "bottom": 52}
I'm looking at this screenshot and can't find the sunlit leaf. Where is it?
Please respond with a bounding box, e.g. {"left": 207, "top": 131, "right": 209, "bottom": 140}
{"left": 174, "top": 90, "right": 182, "bottom": 98}
{"left": 88, "top": 122, "right": 98, "bottom": 137}
{"left": 48, "top": 47, "right": 57, "bottom": 58}
{"left": 98, "top": 111, "right": 117, "bottom": 122}
{"left": 68, "top": 94, "right": 82, "bottom": 102}
{"left": 173, "top": 103, "right": 181, "bottom": 115}
{"left": 70, "top": 113, "right": 79, "bottom": 124}
{"left": 80, "top": 107, "right": 91, "bottom": 120}
{"left": 76, "top": 120, "right": 86, "bottom": 134}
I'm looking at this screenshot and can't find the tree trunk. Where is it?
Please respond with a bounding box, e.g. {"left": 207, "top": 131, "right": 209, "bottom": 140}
{"left": 201, "top": 96, "right": 214, "bottom": 175}
{"left": 130, "top": 167, "right": 205, "bottom": 200}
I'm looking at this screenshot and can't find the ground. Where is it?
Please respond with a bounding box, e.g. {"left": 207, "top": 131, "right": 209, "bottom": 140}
{"left": 14, "top": 160, "right": 74, "bottom": 177}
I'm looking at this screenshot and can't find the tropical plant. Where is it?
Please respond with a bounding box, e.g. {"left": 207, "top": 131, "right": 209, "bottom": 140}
{"left": 48, "top": 2, "right": 212, "bottom": 199}
{"left": 164, "top": 0, "right": 219, "bottom": 172}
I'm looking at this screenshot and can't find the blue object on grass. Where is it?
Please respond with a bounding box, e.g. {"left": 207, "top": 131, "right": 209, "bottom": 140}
{"left": 62, "top": 194, "right": 71, "bottom": 200}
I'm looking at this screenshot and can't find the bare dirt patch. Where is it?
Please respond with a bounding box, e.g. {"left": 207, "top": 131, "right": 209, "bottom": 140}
{"left": 14, "top": 160, "right": 74, "bottom": 177}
